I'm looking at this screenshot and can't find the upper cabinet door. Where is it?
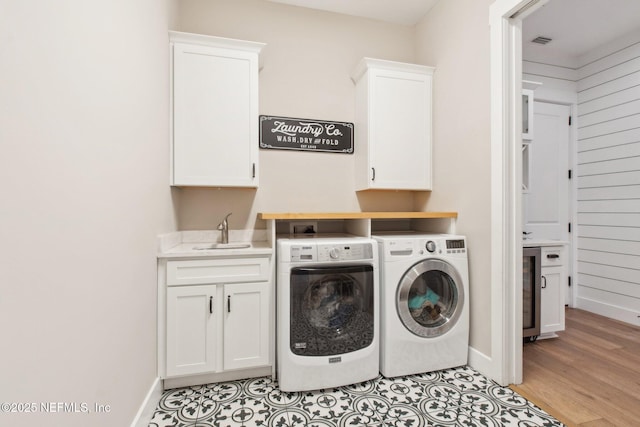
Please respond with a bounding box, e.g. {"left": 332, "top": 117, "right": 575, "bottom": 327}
{"left": 170, "top": 32, "right": 264, "bottom": 187}
{"left": 353, "top": 58, "right": 434, "bottom": 191}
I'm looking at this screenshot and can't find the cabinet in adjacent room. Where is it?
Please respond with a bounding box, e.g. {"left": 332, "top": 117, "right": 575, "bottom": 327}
{"left": 352, "top": 58, "right": 434, "bottom": 191}
{"left": 540, "top": 245, "right": 566, "bottom": 335}
{"left": 169, "top": 31, "right": 264, "bottom": 187}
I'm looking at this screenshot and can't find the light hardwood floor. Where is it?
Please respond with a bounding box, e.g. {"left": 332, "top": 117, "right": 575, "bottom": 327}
{"left": 510, "top": 308, "right": 640, "bottom": 427}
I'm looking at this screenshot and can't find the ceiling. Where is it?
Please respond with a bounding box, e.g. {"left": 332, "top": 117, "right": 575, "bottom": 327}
{"left": 523, "top": 0, "right": 640, "bottom": 62}
{"left": 266, "top": 0, "right": 439, "bottom": 26}
{"left": 267, "top": 0, "right": 640, "bottom": 65}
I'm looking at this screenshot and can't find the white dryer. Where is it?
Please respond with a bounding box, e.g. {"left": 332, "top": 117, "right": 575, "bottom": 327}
{"left": 374, "top": 233, "right": 469, "bottom": 378}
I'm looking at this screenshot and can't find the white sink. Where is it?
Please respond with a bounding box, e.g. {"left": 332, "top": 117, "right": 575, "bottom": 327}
{"left": 193, "top": 243, "right": 251, "bottom": 250}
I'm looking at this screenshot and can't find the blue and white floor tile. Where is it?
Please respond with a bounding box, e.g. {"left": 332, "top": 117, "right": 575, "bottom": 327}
{"left": 149, "top": 366, "right": 564, "bottom": 427}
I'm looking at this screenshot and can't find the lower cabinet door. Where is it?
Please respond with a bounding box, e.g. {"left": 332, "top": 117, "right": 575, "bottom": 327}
{"left": 166, "top": 285, "right": 217, "bottom": 377}
{"left": 223, "top": 282, "right": 270, "bottom": 371}
{"left": 540, "top": 266, "right": 565, "bottom": 334}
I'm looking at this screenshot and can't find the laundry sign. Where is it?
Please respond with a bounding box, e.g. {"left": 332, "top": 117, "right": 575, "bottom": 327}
{"left": 259, "top": 115, "right": 354, "bottom": 154}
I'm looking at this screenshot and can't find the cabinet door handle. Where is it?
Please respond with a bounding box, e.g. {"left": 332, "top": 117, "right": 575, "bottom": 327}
{"left": 372, "top": 167, "right": 376, "bottom": 181}
{"left": 209, "top": 296, "right": 213, "bottom": 314}
{"left": 547, "top": 254, "right": 560, "bottom": 259}
{"left": 227, "top": 295, "right": 231, "bottom": 313}
{"left": 541, "top": 276, "right": 547, "bottom": 289}
{"left": 252, "top": 163, "right": 256, "bottom": 178}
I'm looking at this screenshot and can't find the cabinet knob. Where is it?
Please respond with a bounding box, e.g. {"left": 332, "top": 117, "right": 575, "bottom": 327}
{"left": 371, "top": 167, "right": 376, "bottom": 181}
{"left": 547, "top": 254, "right": 560, "bottom": 259}
{"left": 209, "top": 296, "right": 213, "bottom": 314}
{"left": 227, "top": 295, "right": 231, "bottom": 313}
{"left": 541, "top": 276, "right": 547, "bottom": 289}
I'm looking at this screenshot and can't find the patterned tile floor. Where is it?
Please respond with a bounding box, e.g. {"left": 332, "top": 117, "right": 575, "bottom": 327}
{"left": 149, "top": 366, "right": 563, "bottom": 427}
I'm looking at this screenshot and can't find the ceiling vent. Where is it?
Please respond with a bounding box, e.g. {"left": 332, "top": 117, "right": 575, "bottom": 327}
{"left": 531, "top": 36, "right": 552, "bottom": 45}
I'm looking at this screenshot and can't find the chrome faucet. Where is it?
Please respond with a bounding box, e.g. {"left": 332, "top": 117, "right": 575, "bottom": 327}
{"left": 217, "top": 213, "right": 232, "bottom": 244}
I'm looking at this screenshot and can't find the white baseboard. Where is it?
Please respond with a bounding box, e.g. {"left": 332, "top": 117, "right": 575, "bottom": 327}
{"left": 577, "top": 297, "right": 640, "bottom": 326}
{"left": 130, "top": 377, "right": 162, "bottom": 427}
{"left": 163, "top": 366, "right": 272, "bottom": 390}
{"left": 467, "top": 346, "right": 498, "bottom": 383}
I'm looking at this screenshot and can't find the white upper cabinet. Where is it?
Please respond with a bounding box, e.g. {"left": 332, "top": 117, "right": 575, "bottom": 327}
{"left": 522, "top": 80, "right": 541, "bottom": 141}
{"left": 170, "top": 32, "right": 264, "bottom": 187}
{"left": 352, "top": 58, "right": 434, "bottom": 191}
{"left": 522, "top": 89, "right": 534, "bottom": 140}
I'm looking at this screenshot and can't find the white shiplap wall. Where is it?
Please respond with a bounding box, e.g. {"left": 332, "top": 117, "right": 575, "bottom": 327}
{"left": 576, "top": 36, "right": 640, "bottom": 325}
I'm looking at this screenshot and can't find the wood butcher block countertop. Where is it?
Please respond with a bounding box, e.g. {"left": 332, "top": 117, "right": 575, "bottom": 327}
{"left": 259, "top": 212, "right": 457, "bottom": 220}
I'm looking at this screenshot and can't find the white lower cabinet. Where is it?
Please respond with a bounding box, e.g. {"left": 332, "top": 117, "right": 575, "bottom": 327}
{"left": 162, "top": 256, "right": 272, "bottom": 381}
{"left": 540, "top": 246, "right": 566, "bottom": 335}
{"left": 166, "top": 285, "right": 217, "bottom": 377}
{"left": 223, "top": 283, "right": 270, "bottom": 370}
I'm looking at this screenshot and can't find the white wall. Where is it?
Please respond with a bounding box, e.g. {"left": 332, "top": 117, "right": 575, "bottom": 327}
{"left": 174, "top": 0, "right": 496, "bottom": 368}
{"left": 174, "top": 0, "right": 417, "bottom": 231}
{"left": 523, "top": 61, "right": 577, "bottom": 104}
{"left": 575, "top": 30, "right": 640, "bottom": 325}
{"left": 0, "top": 1, "right": 177, "bottom": 426}
{"left": 414, "top": 0, "right": 494, "bottom": 358}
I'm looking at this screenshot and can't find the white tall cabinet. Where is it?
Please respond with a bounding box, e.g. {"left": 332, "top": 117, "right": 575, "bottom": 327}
{"left": 170, "top": 32, "right": 264, "bottom": 187}
{"left": 352, "top": 58, "right": 434, "bottom": 191}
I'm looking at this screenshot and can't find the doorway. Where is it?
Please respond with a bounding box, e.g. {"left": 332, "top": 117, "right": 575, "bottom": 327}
{"left": 491, "top": 0, "right": 640, "bottom": 386}
{"left": 489, "top": 0, "right": 549, "bottom": 386}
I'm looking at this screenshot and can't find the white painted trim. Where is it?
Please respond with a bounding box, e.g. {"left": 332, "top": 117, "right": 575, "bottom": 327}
{"left": 577, "top": 297, "right": 640, "bottom": 326}
{"left": 130, "top": 377, "right": 162, "bottom": 427}
{"left": 168, "top": 31, "right": 265, "bottom": 54}
{"left": 467, "top": 346, "right": 495, "bottom": 380}
{"left": 489, "top": 0, "right": 548, "bottom": 386}
{"left": 568, "top": 103, "right": 579, "bottom": 309}
{"left": 163, "top": 366, "right": 273, "bottom": 390}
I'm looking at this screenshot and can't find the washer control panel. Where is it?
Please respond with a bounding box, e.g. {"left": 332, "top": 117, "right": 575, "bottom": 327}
{"left": 289, "top": 242, "right": 373, "bottom": 262}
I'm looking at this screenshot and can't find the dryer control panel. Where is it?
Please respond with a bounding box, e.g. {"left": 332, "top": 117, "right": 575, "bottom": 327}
{"left": 421, "top": 238, "right": 466, "bottom": 255}
{"left": 445, "top": 239, "right": 466, "bottom": 254}
{"left": 378, "top": 236, "right": 467, "bottom": 258}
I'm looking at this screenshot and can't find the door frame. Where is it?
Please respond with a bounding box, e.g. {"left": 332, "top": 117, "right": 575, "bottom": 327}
{"left": 489, "top": 0, "right": 549, "bottom": 385}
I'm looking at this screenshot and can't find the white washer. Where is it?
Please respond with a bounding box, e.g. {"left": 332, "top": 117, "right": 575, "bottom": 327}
{"left": 277, "top": 235, "right": 379, "bottom": 391}
{"left": 373, "top": 233, "right": 469, "bottom": 378}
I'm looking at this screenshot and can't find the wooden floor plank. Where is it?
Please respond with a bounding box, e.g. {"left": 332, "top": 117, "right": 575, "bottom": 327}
{"left": 511, "top": 308, "right": 640, "bottom": 427}
{"left": 515, "top": 358, "right": 602, "bottom": 425}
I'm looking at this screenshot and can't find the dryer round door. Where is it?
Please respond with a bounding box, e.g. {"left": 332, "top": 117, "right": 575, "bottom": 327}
{"left": 396, "top": 259, "right": 465, "bottom": 338}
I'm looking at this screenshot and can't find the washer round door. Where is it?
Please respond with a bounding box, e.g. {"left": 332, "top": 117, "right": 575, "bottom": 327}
{"left": 289, "top": 265, "right": 375, "bottom": 356}
{"left": 396, "top": 259, "right": 465, "bottom": 338}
